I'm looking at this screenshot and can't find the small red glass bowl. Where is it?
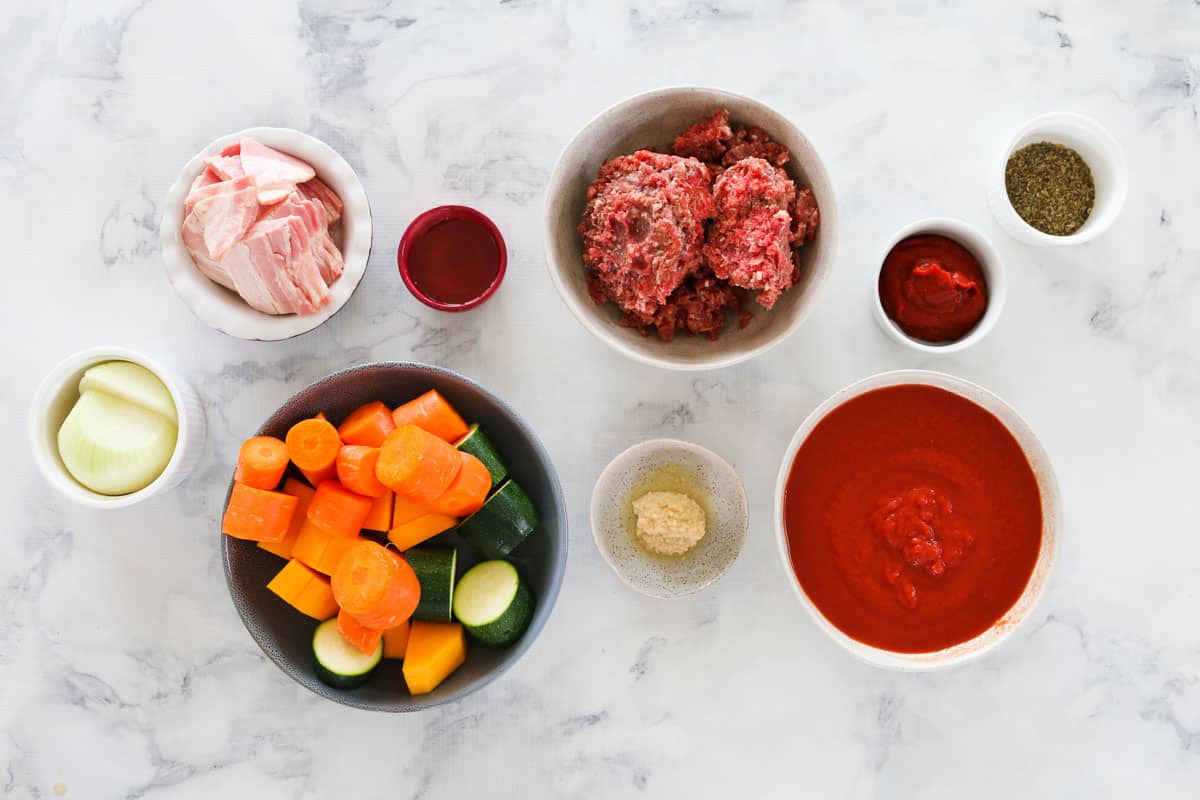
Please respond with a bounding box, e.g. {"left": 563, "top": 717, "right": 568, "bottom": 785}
{"left": 397, "top": 205, "right": 508, "bottom": 312}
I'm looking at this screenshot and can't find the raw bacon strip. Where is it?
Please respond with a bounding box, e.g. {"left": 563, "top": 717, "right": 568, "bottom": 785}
{"left": 181, "top": 210, "right": 236, "bottom": 291}
{"left": 298, "top": 176, "right": 343, "bottom": 224}
{"left": 191, "top": 181, "right": 260, "bottom": 259}
{"left": 240, "top": 137, "right": 315, "bottom": 205}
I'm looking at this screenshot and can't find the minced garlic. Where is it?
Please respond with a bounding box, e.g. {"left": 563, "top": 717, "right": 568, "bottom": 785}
{"left": 631, "top": 490, "right": 706, "bottom": 556}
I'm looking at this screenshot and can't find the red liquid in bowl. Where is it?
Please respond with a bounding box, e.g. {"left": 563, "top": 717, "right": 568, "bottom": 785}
{"left": 399, "top": 207, "right": 506, "bottom": 311}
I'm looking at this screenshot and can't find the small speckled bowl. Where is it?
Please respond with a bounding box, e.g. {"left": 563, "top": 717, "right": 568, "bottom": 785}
{"left": 590, "top": 439, "right": 748, "bottom": 598}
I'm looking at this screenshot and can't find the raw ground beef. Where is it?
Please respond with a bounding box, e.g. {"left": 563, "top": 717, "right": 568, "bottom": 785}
{"left": 579, "top": 108, "right": 820, "bottom": 341}
{"left": 579, "top": 151, "right": 714, "bottom": 321}
{"left": 704, "top": 157, "right": 797, "bottom": 310}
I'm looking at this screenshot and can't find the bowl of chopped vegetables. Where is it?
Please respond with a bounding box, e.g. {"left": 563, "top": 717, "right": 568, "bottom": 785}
{"left": 219, "top": 362, "right": 567, "bottom": 711}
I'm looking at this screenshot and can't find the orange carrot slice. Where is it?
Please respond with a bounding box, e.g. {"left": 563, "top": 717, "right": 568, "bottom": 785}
{"left": 382, "top": 621, "right": 410, "bottom": 659}
{"left": 392, "top": 494, "right": 431, "bottom": 528}
{"left": 286, "top": 418, "right": 341, "bottom": 476}
{"left": 337, "top": 607, "right": 385, "bottom": 655}
{"left": 331, "top": 541, "right": 421, "bottom": 629}
{"left": 387, "top": 513, "right": 457, "bottom": 551}
{"left": 363, "top": 491, "right": 394, "bottom": 532}
{"left": 222, "top": 483, "right": 298, "bottom": 542}
{"left": 234, "top": 436, "right": 289, "bottom": 490}
{"left": 307, "top": 480, "right": 373, "bottom": 538}
{"left": 428, "top": 452, "right": 491, "bottom": 517}
{"left": 391, "top": 390, "right": 469, "bottom": 443}
{"left": 375, "top": 425, "right": 463, "bottom": 503}
{"left": 337, "top": 401, "right": 396, "bottom": 448}
{"left": 259, "top": 478, "right": 316, "bottom": 559}
{"left": 335, "top": 445, "right": 388, "bottom": 498}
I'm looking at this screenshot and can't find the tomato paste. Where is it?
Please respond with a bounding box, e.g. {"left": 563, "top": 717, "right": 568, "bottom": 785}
{"left": 879, "top": 235, "right": 987, "bottom": 342}
{"left": 782, "top": 385, "right": 1042, "bottom": 653}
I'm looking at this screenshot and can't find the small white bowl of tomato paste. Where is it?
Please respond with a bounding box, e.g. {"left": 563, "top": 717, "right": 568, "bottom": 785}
{"left": 871, "top": 217, "right": 1007, "bottom": 354}
{"left": 773, "top": 369, "right": 1061, "bottom": 670}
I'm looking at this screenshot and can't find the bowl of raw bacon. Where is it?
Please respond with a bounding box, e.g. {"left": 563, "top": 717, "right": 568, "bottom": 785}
{"left": 219, "top": 363, "right": 567, "bottom": 711}
{"left": 160, "top": 127, "right": 372, "bottom": 340}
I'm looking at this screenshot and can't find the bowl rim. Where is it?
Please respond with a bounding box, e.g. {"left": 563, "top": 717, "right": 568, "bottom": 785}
{"left": 869, "top": 217, "right": 1008, "bottom": 354}
{"left": 543, "top": 84, "right": 838, "bottom": 371}
{"left": 28, "top": 345, "right": 197, "bottom": 509}
{"left": 219, "top": 361, "right": 569, "bottom": 711}
{"left": 396, "top": 205, "right": 508, "bottom": 312}
{"left": 772, "top": 369, "right": 1061, "bottom": 670}
{"left": 159, "top": 126, "right": 374, "bottom": 341}
{"left": 987, "top": 111, "right": 1128, "bottom": 246}
{"left": 589, "top": 437, "right": 749, "bottom": 599}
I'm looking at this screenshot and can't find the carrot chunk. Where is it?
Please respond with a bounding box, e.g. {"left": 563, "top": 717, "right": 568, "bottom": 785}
{"left": 307, "top": 480, "right": 373, "bottom": 538}
{"left": 222, "top": 483, "right": 298, "bottom": 542}
{"left": 335, "top": 445, "right": 388, "bottom": 498}
{"left": 387, "top": 513, "right": 457, "bottom": 551}
{"left": 285, "top": 418, "right": 341, "bottom": 476}
{"left": 429, "top": 452, "right": 491, "bottom": 517}
{"left": 375, "top": 425, "right": 463, "bottom": 503}
{"left": 337, "top": 607, "right": 385, "bottom": 655}
{"left": 331, "top": 540, "right": 421, "bottom": 629}
{"left": 234, "top": 436, "right": 289, "bottom": 490}
{"left": 259, "top": 478, "right": 316, "bottom": 559}
{"left": 337, "top": 401, "right": 396, "bottom": 448}
{"left": 391, "top": 390, "right": 469, "bottom": 443}
{"left": 382, "top": 621, "right": 410, "bottom": 660}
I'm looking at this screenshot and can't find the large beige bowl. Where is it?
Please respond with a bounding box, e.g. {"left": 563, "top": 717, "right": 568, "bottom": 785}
{"left": 544, "top": 87, "right": 838, "bottom": 371}
{"left": 774, "top": 370, "right": 1061, "bottom": 670}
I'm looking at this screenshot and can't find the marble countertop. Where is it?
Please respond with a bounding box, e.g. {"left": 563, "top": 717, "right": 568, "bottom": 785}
{"left": 4, "top": 1, "right": 1198, "bottom": 797}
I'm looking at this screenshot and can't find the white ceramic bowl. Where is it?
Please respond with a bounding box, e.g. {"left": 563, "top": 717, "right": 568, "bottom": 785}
{"left": 987, "top": 112, "right": 1127, "bottom": 246}
{"left": 773, "top": 370, "right": 1061, "bottom": 670}
{"left": 871, "top": 217, "right": 1007, "bottom": 354}
{"left": 591, "top": 438, "right": 748, "bottom": 598}
{"left": 544, "top": 86, "right": 838, "bottom": 371}
{"left": 29, "top": 346, "right": 207, "bottom": 509}
{"left": 160, "top": 127, "right": 373, "bottom": 340}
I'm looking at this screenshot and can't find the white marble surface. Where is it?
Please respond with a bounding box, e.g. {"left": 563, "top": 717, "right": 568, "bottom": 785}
{"left": 3, "top": 1, "right": 1199, "bottom": 797}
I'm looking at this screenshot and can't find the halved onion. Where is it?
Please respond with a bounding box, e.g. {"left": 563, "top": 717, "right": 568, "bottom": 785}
{"left": 57, "top": 389, "right": 178, "bottom": 495}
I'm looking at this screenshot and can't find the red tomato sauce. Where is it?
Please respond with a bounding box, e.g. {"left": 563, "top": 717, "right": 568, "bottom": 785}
{"left": 406, "top": 217, "right": 501, "bottom": 306}
{"left": 783, "top": 385, "right": 1042, "bottom": 653}
{"left": 878, "top": 234, "right": 988, "bottom": 342}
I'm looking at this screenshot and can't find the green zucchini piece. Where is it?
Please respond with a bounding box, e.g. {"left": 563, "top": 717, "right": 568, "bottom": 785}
{"left": 313, "top": 618, "right": 382, "bottom": 689}
{"left": 457, "top": 479, "right": 537, "bottom": 559}
{"left": 454, "top": 423, "right": 508, "bottom": 486}
{"left": 406, "top": 546, "right": 457, "bottom": 622}
{"left": 453, "top": 560, "right": 534, "bottom": 646}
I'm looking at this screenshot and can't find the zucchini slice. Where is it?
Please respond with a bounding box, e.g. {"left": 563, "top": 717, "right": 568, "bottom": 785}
{"left": 454, "top": 424, "right": 509, "bottom": 486}
{"left": 406, "top": 546, "right": 457, "bottom": 622}
{"left": 452, "top": 560, "right": 534, "bottom": 647}
{"left": 313, "top": 618, "right": 382, "bottom": 689}
{"left": 457, "top": 479, "right": 537, "bottom": 559}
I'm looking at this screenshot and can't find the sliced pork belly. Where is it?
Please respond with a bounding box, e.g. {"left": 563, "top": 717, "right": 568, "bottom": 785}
{"left": 240, "top": 138, "right": 316, "bottom": 205}
{"left": 184, "top": 174, "right": 255, "bottom": 215}
{"left": 188, "top": 166, "right": 222, "bottom": 197}
{"left": 204, "top": 154, "right": 246, "bottom": 181}
{"left": 190, "top": 180, "right": 259, "bottom": 259}
{"left": 221, "top": 217, "right": 329, "bottom": 315}
{"left": 258, "top": 191, "right": 344, "bottom": 285}
{"left": 298, "top": 177, "right": 343, "bottom": 224}
{"left": 180, "top": 211, "right": 236, "bottom": 291}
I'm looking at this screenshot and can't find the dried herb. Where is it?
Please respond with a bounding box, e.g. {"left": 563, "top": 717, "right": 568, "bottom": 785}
{"left": 1005, "top": 142, "right": 1095, "bottom": 235}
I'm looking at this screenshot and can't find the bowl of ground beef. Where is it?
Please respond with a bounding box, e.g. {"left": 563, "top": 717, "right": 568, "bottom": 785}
{"left": 545, "top": 87, "right": 837, "bottom": 370}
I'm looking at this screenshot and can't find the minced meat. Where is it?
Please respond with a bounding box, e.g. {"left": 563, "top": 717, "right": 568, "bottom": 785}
{"left": 579, "top": 151, "right": 714, "bottom": 320}
{"left": 579, "top": 108, "right": 820, "bottom": 341}
{"left": 704, "top": 157, "right": 797, "bottom": 310}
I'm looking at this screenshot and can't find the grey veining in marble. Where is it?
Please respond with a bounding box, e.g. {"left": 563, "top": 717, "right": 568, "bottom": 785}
{"left": 2, "top": 0, "right": 1199, "bottom": 797}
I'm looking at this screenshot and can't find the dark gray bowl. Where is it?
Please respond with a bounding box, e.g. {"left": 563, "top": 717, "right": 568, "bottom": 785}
{"left": 221, "top": 362, "right": 568, "bottom": 711}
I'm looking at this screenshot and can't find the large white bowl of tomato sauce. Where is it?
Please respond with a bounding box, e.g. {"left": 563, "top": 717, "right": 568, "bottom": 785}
{"left": 773, "top": 370, "right": 1061, "bottom": 670}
